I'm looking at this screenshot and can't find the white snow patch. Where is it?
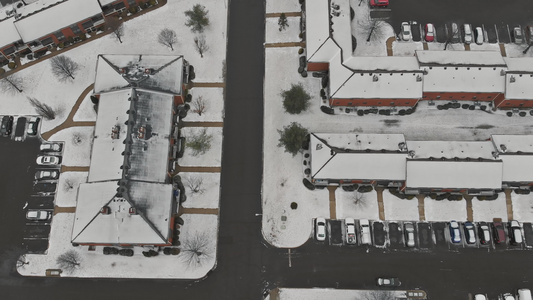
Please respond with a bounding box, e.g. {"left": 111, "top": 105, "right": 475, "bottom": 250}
{"left": 266, "top": 17, "right": 301, "bottom": 44}
{"left": 424, "top": 198, "right": 467, "bottom": 221}
{"left": 72, "top": 92, "right": 97, "bottom": 122}
{"left": 48, "top": 126, "right": 94, "bottom": 166}
{"left": 472, "top": 193, "right": 508, "bottom": 222}
{"left": 382, "top": 190, "right": 419, "bottom": 221}
{"left": 392, "top": 41, "right": 424, "bottom": 56}
{"left": 511, "top": 192, "right": 533, "bottom": 222}
{"left": 181, "top": 172, "right": 221, "bottom": 209}
{"left": 335, "top": 189, "right": 379, "bottom": 220}
{"left": 179, "top": 127, "right": 223, "bottom": 167}
{"left": 55, "top": 171, "right": 88, "bottom": 207}
{"left": 183, "top": 88, "right": 225, "bottom": 122}
{"left": 266, "top": 0, "right": 300, "bottom": 13}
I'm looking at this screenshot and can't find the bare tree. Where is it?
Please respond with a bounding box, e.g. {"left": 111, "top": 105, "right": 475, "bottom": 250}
{"left": 56, "top": 250, "right": 81, "bottom": 273}
{"left": 181, "top": 232, "right": 212, "bottom": 268}
{"left": 185, "top": 128, "right": 212, "bottom": 156}
{"left": 364, "top": 290, "right": 396, "bottom": 300}
{"left": 50, "top": 55, "right": 79, "bottom": 81}
{"left": 64, "top": 178, "right": 74, "bottom": 192}
{"left": 194, "top": 35, "right": 209, "bottom": 58}
{"left": 106, "top": 17, "right": 124, "bottom": 44}
{"left": 72, "top": 132, "right": 83, "bottom": 145}
{"left": 352, "top": 191, "right": 367, "bottom": 208}
{"left": 27, "top": 97, "right": 56, "bottom": 120}
{"left": 358, "top": 16, "right": 387, "bottom": 42}
{"left": 186, "top": 176, "right": 204, "bottom": 194}
{"left": 158, "top": 28, "right": 178, "bottom": 51}
{"left": 192, "top": 96, "right": 207, "bottom": 116}
{"left": 0, "top": 74, "right": 24, "bottom": 94}
{"left": 444, "top": 23, "right": 460, "bottom": 50}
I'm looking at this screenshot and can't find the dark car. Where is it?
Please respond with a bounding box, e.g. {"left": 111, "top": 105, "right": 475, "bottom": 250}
{"left": 1, "top": 116, "right": 14, "bottom": 137}
{"left": 492, "top": 222, "right": 506, "bottom": 244}
{"left": 377, "top": 277, "right": 401, "bottom": 287}
{"left": 33, "top": 182, "right": 57, "bottom": 195}
{"left": 478, "top": 222, "right": 491, "bottom": 244}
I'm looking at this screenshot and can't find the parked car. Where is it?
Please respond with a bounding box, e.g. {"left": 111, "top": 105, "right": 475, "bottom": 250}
{"left": 26, "top": 210, "right": 51, "bottom": 221}
{"left": 1, "top": 116, "right": 14, "bottom": 137}
{"left": 345, "top": 218, "right": 357, "bottom": 244}
{"left": 514, "top": 26, "right": 524, "bottom": 44}
{"left": 509, "top": 220, "right": 523, "bottom": 245}
{"left": 401, "top": 22, "right": 412, "bottom": 41}
{"left": 450, "top": 23, "right": 460, "bottom": 43}
{"left": 517, "top": 289, "right": 532, "bottom": 300}
{"left": 36, "top": 155, "right": 61, "bottom": 166}
{"left": 360, "top": 219, "right": 372, "bottom": 245}
{"left": 464, "top": 221, "right": 476, "bottom": 244}
{"left": 475, "top": 295, "right": 487, "bottom": 300}
{"left": 475, "top": 27, "right": 484, "bottom": 45}
{"left": 377, "top": 277, "right": 401, "bottom": 287}
{"left": 425, "top": 23, "right": 435, "bottom": 42}
{"left": 526, "top": 25, "right": 533, "bottom": 44}
{"left": 492, "top": 221, "right": 506, "bottom": 244}
{"left": 370, "top": 0, "right": 388, "bottom": 7}
{"left": 40, "top": 142, "right": 62, "bottom": 152}
{"left": 404, "top": 222, "right": 415, "bottom": 247}
{"left": 33, "top": 182, "right": 57, "bottom": 194}
{"left": 500, "top": 293, "right": 516, "bottom": 300}
{"left": 35, "top": 170, "right": 59, "bottom": 180}
{"left": 478, "top": 222, "right": 491, "bottom": 244}
{"left": 26, "top": 117, "right": 40, "bottom": 136}
{"left": 315, "top": 218, "right": 326, "bottom": 241}
{"left": 449, "top": 221, "right": 461, "bottom": 243}
{"left": 463, "top": 24, "right": 473, "bottom": 44}
{"left": 118, "top": 248, "right": 134, "bottom": 256}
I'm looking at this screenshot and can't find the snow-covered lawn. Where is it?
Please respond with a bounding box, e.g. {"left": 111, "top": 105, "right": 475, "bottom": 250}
{"left": 179, "top": 127, "right": 223, "bottom": 167}
{"left": 266, "top": 17, "right": 301, "bottom": 44}
{"left": 511, "top": 192, "right": 533, "bottom": 222}
{"left": 266, "top": 0, "right": 300, "bottom": 13}
{"left": 48, "top": 126, "right": 94, "bottom": 166}
{"left": 335, "top": 189, "right": 379, "bottom": 220}
{"left": 472, "top": 193, "right": 508, "bottom": 222}
{"left": 505, "top": 43, "right": 533, "bottom": 58}
{"left": 72, "top": 92, "right": 97, "bottom": 122}
{"left": 392, "top": 41, "right": 424, "bottom": 56}
{"left": 184, "top": 88, "right": 225, "bottom": 122}
{"left": 55, "top": 171, "right": 88, "bottom": 207}
{"left": 351, "top": 0, "right": 394, "bottom": 57}
{"left": 181, "top": 172, "right": 221, "bottom": 209}
{"left": 19, "top": 213, "right": 218, "bottom": 279}
{"left": 382, "top": 190, "right": 419, "bottom": 221}
{"left": 424, "top": 198, "right": 467, "bottom": 221}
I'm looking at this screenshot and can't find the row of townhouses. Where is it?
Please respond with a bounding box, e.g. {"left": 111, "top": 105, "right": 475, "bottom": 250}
{"left": 304, "top": 0, "right": 533, "bottom": 109}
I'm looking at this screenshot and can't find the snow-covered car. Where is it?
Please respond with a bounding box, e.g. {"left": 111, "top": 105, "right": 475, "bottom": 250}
{"left": 500, "top": 293, "right": 516, "bottom": 300}
{"left": 404, "top": 221, "right": 415, "bottom": 247}
{"left": 35, "top": 170, "right": 59, "bottom": 180}
{"left": 475, "top": 294, "right": 487, "bottom": 300}
{"left": 40, "top": 142, "right": 62, "bottom": 152}
{"left": 1, "top": 115, "right": 14, "bottom": 137}
{"left": 377, "top": 277, "right": 401, "bottom": 287}
{"left": 401, "top": 22, "right": 412, "bottom": 41}
{"left": 315, "top": 218, "right": 326, "bottom": 241}
{"left": 36, "top": 155, "right": 61, "bottom": 166}
{"left": 26, "top": 210, "right": 51, "bottom": 221}
{"left": 464, "top": 221, "right": 476, "bottom": 244}
{"left": 478, "top": 222, "right": 491, "bottom": 244}
{"left": 360, "top": 219, "right": 371, "bottom": 245}
{"left": 345, "top": 218, "right": 356, "bottom": 244}
{"left": 26, "top": 117, "right": 40, "bottom": 136}
{"left": 475, "top": 27, "right": 484, "bottom": 45}
{"left": 509, "top": 220, "right": 523, "bottom": 245}
{"left": 514, "top": 26, "right": 524, "bottom": 44}
{"left": 449, "top": 221, "right": 461, "bottom": 243}
{"left": 463, "top": 24, "right": 473, "bottom": 44}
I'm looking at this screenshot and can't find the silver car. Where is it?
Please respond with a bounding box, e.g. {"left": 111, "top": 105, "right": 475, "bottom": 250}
{"left": 404, "top": 222, "right": 415, "bottom": 247}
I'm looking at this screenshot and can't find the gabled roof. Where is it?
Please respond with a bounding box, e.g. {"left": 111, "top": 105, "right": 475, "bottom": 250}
{"left": 94, "top": 55, "right": 184, "bottom": 95}
{"left": 14, "top": 0, "right": 102, "bottom": 42}
{"left": 71, "top": 181, "right": 173, "bottom": 245}
{"left": 499, "top": 155, "right": 533, "bottom": 183}
{"left": 406, "top": 141, "right": 496, "bottom": 160}
{"left": 491, "top": 135, "right": 533, "bottom": 154}
{"left": 304, "top": 0, "right": 332, "bottom": 62}
{"left": 0, "top": 17, "right": 21, "bottom": 49}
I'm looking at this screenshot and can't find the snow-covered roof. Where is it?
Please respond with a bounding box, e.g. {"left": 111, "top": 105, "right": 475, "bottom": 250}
{"left": 499, "top": 155, "right": 533, "bottom": 183}
{"left": 406, "top": 141, "right": 496, "bottom": 159}
{"left": 421, "top": 65, "right": 506, "bottom": 93}
{"left": 72, "top": 181, "right": 173, "bottom": 245}
{"left": 16, "top": 0, "right": 63, "bottom": 18}
{"left": 504, "top": 57, "right": 533, "bottom": 73}
{"left": 0, "top": 17, "right": 20, "bottom": 49}
{"left": 310, "top": 134, "right": 407, "bottom": 181}
{"left": 344, "top": 57, "right": 421, "bottom": 72}
{"left": 88, "top": 90, "right": 130, "bottom": 182}
{"left": 329, "top": 0, "right": 352, "bottom": 60}
{"left": 304, "top": 0, "right": 333, "bottom": 62}
{"left": 416, "top": 50, "right": 507, "bottom": 67}
{"left": 504, "top": 73, "right": 533, "bottom": 100}
{"left": 94, "top": 55, "right": 184, "bottom": 95}
{"left": 406, "top": 160, "right": 502, "bottom": 189}
{"left": 14, "top": 0, "right": 102, "bottom": 42}
{"left": 491, "top": 135, "right": 533, "bottom": 154}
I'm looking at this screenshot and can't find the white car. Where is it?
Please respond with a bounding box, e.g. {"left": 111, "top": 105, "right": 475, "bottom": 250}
{"left": 36, "top": 155, "right": 60, "bottom": 166}
{"left": 35, "top": 170, "right": 59, "bottom": 180}
{"left": 401, "top": 22, "right": 412, "bottom": 41}
{"left": 475, "top": 27, "right": 484, "bottom": 45}
{"left": 463, "top": 24, "right": 473, "bottom": 44}
{"left": 449, "top": 221, "right": 461, "bottom": 243}
{"left": 514, "top": 26, "right": 524, "bottom": 44}
{"left": 40, "top": 143, "right": 62, "bottom": 152}
{"left": 26, "top": 210, "right": 51, "bottom": 221}
{"left": 26, "top": 116, "right": 40, "bottom": 135}
{"left": 404, "top": 222, "right": 415, "bottom": 247}
{"left": 509, "top": 220, "right": 523, "bottom": 245}
{"left": 360, "top": 219, "right": 372, "bottom": 245}
{"left": 345, "top": 218, "right": 356, "bottom": 244}
{"left": 315, "top": 218, "right": 326, "bottom": 241}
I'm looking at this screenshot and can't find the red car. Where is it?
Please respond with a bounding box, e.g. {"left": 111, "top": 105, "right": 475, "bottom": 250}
{"left": 370, "top": 0, "right": 389, "bottom": 7}
{"left": 492, "top": 222, "right": 506, "bottom": 244}
{"left": 425, "top": 23, "right": 435, "bottom": 42}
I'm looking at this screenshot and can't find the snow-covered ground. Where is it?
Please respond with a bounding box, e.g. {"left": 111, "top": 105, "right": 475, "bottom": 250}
{"left": 382, "top": 190, "right": 419, "bottom": 221}
{"left": 5, "top": 0, "right": 227, "bottom": 279}
{"left": 274, "top": 288, "right": 417, "bottom": 300}
{"left": 181, "top": 172, "right": 221, "bottom": 209}
{"left": 472, "top": 193, "right": 508, "bottom": 222}
{"left": 424, "top": 198, "right": 467, "bottom": 222}
{"left": 184, "top": 88, "right": 225, "bottom": 122}
{"left": 266, "top": 17, "right": 301, "bottom": 44}
{"left": 511, "top": 192, "right": 533, "bottom": 222}
{"left": 179, "top": 127, "right": 223, "bottom": 167}
{"left": 335, "top": 189, "right": 379, "bottom": 220}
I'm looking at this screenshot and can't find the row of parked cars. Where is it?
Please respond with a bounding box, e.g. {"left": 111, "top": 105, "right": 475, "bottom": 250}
{"left": 1, "top": 115, "right": 40, "bottom": 139}
{"left": 448, "top": 220, "right": 523, "bottom": 246}
{"left": 475, "top": 288, "right": 532, "bottom": 300}
{"left": 400, "top": 22, "right": 532, "bottom": 45}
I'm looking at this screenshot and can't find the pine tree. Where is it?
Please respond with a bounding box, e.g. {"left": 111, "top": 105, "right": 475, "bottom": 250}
{"left": 278, "top": 13, "right": 289, "bottom": 31}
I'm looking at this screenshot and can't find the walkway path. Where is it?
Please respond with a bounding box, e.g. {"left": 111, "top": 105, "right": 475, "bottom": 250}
{"left": 376, "top": 187, "right": 385, "bottom": 220}
{"left": 386, "top": 36, "right": 396, "bottom": 56}
{"left": 0, "top": 0, "right": 167, "bottom": 79}
{"left": 465, "top": 195, "right": 474, "bottom": 222}
{"left": 327, "top": 186, "right": 337, "bottom": 220}
{"left": 181, "top": 121, "right": 223, "bottom": 127}
{"left": 189, "top": 82, "right": 225, "bottom": 88}
{"left": 505, "top": 189, "right": 514, "bottom": 220}
{"left": 41, "top": 84, "right": 95, "bottom": 141}
{"left": 61, "top": 166, "right": 90, "bottom": 172}
{"left": 53, "top": 206, "right": 76, "bottom": 215}
{"left": 173, "top": 166, "right": 221, "bottom": 175}
{"left": 265, "top": 42, "right": 305, "bottom": 48}
{"left": 179, "top": 208, "right": 219, "bottom": 216}
{"left": 499, "top": 43, "right": 507, "bottom": 57}
{"left": 265, "top": 12, "right": 301, "bottom": 18}
{"left": 417, "top": 195, "right": 426, "bottom": 221}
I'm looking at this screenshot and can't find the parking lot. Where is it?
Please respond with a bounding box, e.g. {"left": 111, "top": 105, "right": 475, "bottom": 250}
{"left": 373, "top": 0, "right": 533, "bottom": 45}
{"left": 315, "top": 219, "right": 533, "bottom": 252}
{"left": 0, "top": 115, "right": 62, "bottom": 255}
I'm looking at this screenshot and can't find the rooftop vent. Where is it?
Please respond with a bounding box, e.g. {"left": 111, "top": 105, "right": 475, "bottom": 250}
{"left": 111, "top": 125, "right": 120, "bottom": 139}
{"left": 509, "top": 76, "right": 516, "bottom": 83}
{"left": 408, "top": 150, "right": 415, "bottom": 158}
{"left": 500, "top": 144, "right": 507, "bottom": 152}
{"left": 100, "top": 206, "right": 110, "bottom": 214}
{"left": 372, "top": 75, "right": 379, "bottom": 82}
{"left": 129, "top": 207, "right": 137, "bottom": 215}
{"left": 492, "top": 151, "right": 499, "bottom": 159}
